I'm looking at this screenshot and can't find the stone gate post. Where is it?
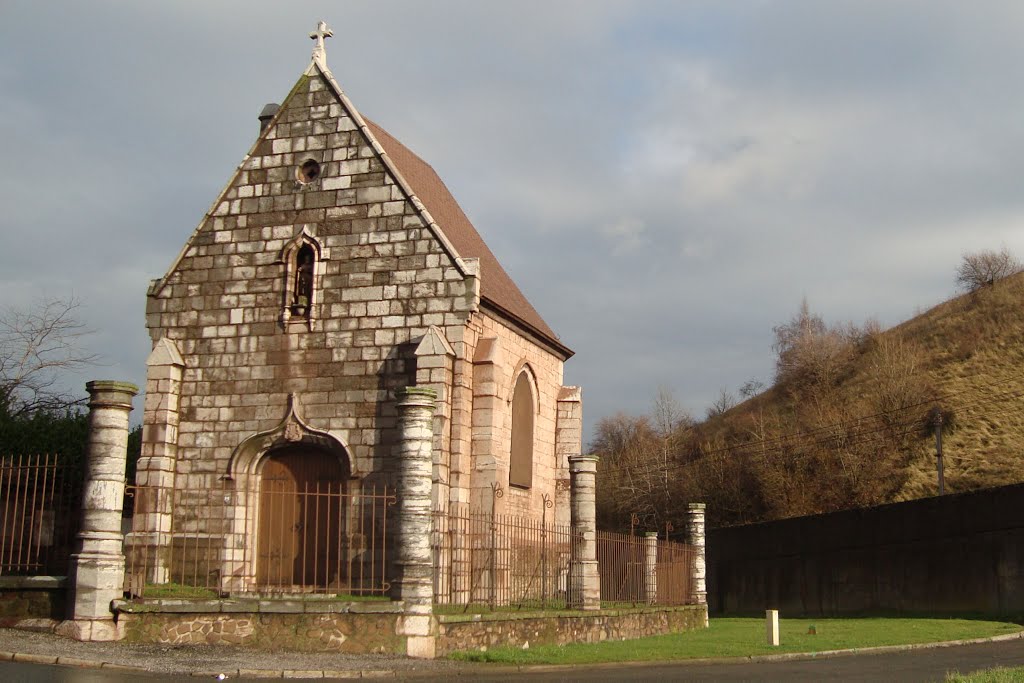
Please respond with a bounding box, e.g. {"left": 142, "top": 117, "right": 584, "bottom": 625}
{"left": 394, "top": 387, "right": 437, "bottom": 658}
{"left": 568, "top": 454, "right": 600, "bottom": 610}
{"left": 686, "top": 503, "right": 708, "bottom": 609}
{"left": 59, "top": 380, "right": 138, "bottom": 642}
{"left": 644, "top": 531, "right": 658, "bottom": 605}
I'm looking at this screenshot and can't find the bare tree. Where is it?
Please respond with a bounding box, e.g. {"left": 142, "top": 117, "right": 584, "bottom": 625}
{"left": 772, "top": 299, "right": 855, "bottom": 390}
{"left": 739, "top": 378, "right": 765, "bottom": 398}
{"left": 955, "top": 246, "right": 1022, "bottom": 292}
{"left": 705, "top": 388, "right": 737, "bottom": 419}
{"left": 0, "top": 298, "right": 98, "bottom": 418}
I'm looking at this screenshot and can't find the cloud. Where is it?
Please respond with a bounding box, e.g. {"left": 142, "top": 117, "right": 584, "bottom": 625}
{"left": 3, "top": 1, "right": 1024, "bottom": 439}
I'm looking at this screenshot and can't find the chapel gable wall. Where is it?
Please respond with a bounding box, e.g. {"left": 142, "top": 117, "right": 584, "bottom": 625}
{"left": 144, "top": 73, "right": 476, "bottom": 489}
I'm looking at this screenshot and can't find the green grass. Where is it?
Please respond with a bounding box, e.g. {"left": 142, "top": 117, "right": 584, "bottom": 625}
{"left": 450, "top": 617, "right": 1023, "bottom": 665}
{"left": 142, "top": 582, "right": 219, "bottom": 599}
{"left": 947, "top": 666, "right": 1024, "bottom": 682}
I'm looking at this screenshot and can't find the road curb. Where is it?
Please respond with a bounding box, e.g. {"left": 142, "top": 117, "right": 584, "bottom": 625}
{"left": 2, "top": 630, "right": 1022, "bottom": 677}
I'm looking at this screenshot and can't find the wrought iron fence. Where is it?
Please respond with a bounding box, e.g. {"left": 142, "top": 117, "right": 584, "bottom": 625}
{"left": 0, "top": 454, "right": 80, "bottom": 576}
{"left": 122, "top": 482, "right": 395, "bottom": 599}
{"left": 596, "top": 529, "right": 696, "bottom": 606}
{"left": 431, "top": 495, "right": 575, "bottom": 610}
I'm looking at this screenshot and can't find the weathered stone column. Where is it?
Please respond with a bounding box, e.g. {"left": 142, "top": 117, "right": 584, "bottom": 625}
{"left": 393, "top": 387, "right": 437, "bottom": 658}
{"left": 568, "top": 454, "right": 600, "bottom": 611}
{"left": 130, "top": 338, "right": 184, "bottom": 586}
{"left": 644, "top": 532, "right": 659, "bottom": 605}
{"left": 686, "top": 503, "right": 707, "bottom": 608}
{"left": 59, "top": 380, "right": 138, "bottom": 642}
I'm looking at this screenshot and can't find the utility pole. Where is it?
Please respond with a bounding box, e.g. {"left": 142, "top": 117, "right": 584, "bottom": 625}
{"left": 933, "top": 411, "right": 945, "bottom": 495}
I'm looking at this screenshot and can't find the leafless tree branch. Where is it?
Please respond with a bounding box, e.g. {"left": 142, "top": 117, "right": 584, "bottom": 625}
{"left": 0, "top": 297, "right": 99, "bottom": 417}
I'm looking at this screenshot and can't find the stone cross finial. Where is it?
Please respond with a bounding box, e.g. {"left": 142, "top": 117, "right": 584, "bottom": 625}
{"left": 309, "top": 20, "right": 333, "bottom": 63}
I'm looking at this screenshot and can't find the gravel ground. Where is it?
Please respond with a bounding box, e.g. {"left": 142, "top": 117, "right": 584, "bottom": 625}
{"left": 0, "top": 627, "right": 476, "bottom": 677}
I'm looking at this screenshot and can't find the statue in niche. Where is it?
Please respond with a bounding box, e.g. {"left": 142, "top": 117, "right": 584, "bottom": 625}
{"left": 292, "top": 245, "right": 315, "bottom": 317}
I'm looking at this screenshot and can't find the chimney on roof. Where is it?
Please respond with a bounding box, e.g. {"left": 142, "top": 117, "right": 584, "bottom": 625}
{"left": 258, "top": 103, "right": 280, "bottom": 134}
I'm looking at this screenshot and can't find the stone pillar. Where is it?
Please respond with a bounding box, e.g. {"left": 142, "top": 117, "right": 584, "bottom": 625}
{"left": 393, "top": 387, "right": 437, "bottom": 659}
{"left": 469, "top": 337, "right": 501, "bottom": 515}
{"left": 130, "top": 338, "right": 184, "bottom": 586}
{"left": 686, "top": 503, "right": 707, "bottom": 608}
{"left": 554, "top": 387, "right": 582, "bottom": 528}
{"left": 644, "top": 532, "right": 658, "bottom": 605}
{"left": 59, "top": 380, "right": 138, "bottom": 642}
{"left": 568, "top": 454, "right": 600, "bottom": 611}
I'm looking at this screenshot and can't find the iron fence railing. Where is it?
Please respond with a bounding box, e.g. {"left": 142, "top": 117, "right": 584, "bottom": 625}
{"left": 122, "top": 482, "right": 395, "bottom": 599}
{"left": 431, "top": 498, "right": 575, "bottom": 610}
{"left": 596, "top": 530, "right": 696, "bottom": 606}
{"left": 0, "top": 454, "right": 80, "bottom": 576}
{"left": 432, "top": 497, "right": 699, "bottom": 611}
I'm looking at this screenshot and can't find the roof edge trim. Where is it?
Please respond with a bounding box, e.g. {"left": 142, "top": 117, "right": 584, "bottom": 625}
{"left": 311, "top": 62, "right": 472, "bottom": 279}
{"left": 480, "top": 299, "right": 574, "bottom": 361}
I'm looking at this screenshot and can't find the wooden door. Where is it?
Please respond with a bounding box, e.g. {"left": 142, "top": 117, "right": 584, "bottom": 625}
{"left": 256, "top": 448, "right": 347, "bottom": 589}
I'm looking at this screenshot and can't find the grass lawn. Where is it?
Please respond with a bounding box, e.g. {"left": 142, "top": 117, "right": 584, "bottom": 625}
{"left": 947, "top": 666, "right": 1024, "bottom": 682}
{"left": 450, "top": 617, "right": 1023, "bottom": 665}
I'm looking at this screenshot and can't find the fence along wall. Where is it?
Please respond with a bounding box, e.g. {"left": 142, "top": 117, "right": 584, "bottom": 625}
{"left": 0, "top": 454, "right": 79, "bottom": 577}
{"left": 708, "top": 482, "right": 1024, "bottom": 616}
{"left": 432, "top": 498, "right": 697, "bottom": 610}
{"left": 124, "top": 482, "right": 395, "bottom": 598}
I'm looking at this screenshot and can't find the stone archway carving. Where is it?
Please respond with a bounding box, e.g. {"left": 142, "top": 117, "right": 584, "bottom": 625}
{"left": 221, "top": 394, "right": 355, "bottom": 593}
{"left": 226, "top": 393, "right": 355, "bottom": 483}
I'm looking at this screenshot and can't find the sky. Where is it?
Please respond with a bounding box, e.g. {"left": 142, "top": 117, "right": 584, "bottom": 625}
{"left": 2, "top": 1, "right": 1024, "bottom": 441}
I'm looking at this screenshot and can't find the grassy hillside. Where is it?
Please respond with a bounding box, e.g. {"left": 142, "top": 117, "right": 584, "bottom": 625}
{"left": 722, "top": 272, "right": 1024, "bottom": 513}
{"left": 596, "top": 272, "right": 1024, "bottom": 529}
{"left": 893, "top": 273, "right": 1024, "bottom": 498}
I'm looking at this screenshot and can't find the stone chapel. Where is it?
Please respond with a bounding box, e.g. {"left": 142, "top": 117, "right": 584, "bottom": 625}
{"left": 137, "top": 20, "right": 583, "bottom": 567}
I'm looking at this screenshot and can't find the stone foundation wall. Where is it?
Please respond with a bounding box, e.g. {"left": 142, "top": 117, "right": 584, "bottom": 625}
{"left": 111, "top": 599, "right": 707, "bottom": 656}
{"left": 116, "top": 600, "right": 406, "bottom": 653}
{"left": 0, "top": 577, "right": 66, "bottom": 624}
{"left": 435, "top": 605, "right": 708, "bottom": 656}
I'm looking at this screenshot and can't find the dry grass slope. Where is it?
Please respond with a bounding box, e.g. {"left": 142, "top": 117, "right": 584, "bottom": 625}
{"left": 893, "top": 273, "right": 1024, "bottom": 498}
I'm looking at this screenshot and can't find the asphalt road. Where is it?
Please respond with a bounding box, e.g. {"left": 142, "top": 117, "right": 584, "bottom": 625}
{"left": 4, "top": 639, "right": 1024, "bottom": 682}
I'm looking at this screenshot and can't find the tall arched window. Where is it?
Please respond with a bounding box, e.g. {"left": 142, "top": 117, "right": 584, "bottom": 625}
{"left": 291, "top": 244, "right": 315, "bottom": 318}
{"left": 509, "top": 372, "right": 534, "bottom": 489}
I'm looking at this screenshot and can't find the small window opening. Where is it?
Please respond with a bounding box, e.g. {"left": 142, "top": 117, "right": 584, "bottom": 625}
{"left": 509, "top": 372, "right": 534, "bottom": 489}
{"left": 291, "top": 244, "right": 315, "bottom": 318}
{"left": 298, "top": 159, "right": 321, "bottom": 184}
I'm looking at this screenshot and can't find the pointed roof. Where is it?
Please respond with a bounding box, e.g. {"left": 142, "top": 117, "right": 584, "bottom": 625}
{"left": 154, "top": 33, "right": 571, "bottom": 359}
{"left": 361, "top": 118, "right": 568, "bottom": 355}
{"left": 303, "top": 45, "right": 570, "bottom": 357}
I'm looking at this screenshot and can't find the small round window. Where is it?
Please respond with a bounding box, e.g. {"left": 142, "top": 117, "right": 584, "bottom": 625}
{"left": 297, "top": 159, "right": 321, "bottom": 184}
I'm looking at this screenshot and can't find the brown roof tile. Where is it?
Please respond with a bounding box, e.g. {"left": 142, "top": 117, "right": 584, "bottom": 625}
{"left": 363, "top": 118, "right": 569, "bottom": 355}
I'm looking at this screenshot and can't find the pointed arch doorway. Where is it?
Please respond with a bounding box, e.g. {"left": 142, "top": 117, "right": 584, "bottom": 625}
{"left": 256, "top": 445, "right": 351, "bottom": 590}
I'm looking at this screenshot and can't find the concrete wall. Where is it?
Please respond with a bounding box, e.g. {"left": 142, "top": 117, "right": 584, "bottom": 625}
{"left": 708, "top": 483, "right": 1024, "bottom": 616}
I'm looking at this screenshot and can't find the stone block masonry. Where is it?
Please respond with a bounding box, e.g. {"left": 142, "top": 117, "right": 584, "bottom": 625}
{"left": 145, "top": 71, "right": 478, "bottom": 488}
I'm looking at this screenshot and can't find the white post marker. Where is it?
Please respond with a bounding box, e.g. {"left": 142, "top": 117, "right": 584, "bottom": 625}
{"left": 766, "top": 609, "right": 780, "bottom": 646}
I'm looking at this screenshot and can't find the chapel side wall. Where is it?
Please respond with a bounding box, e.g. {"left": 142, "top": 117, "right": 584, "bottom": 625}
{"left": 459, "top": 311, "right": 566, "bottom": 520}
{"left": 143, "top": 72, "right": 473, "bottom": 492}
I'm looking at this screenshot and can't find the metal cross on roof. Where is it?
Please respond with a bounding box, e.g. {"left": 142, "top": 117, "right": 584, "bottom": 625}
{"left": 309, "top": 20, "right": 333, "bottom": 62}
